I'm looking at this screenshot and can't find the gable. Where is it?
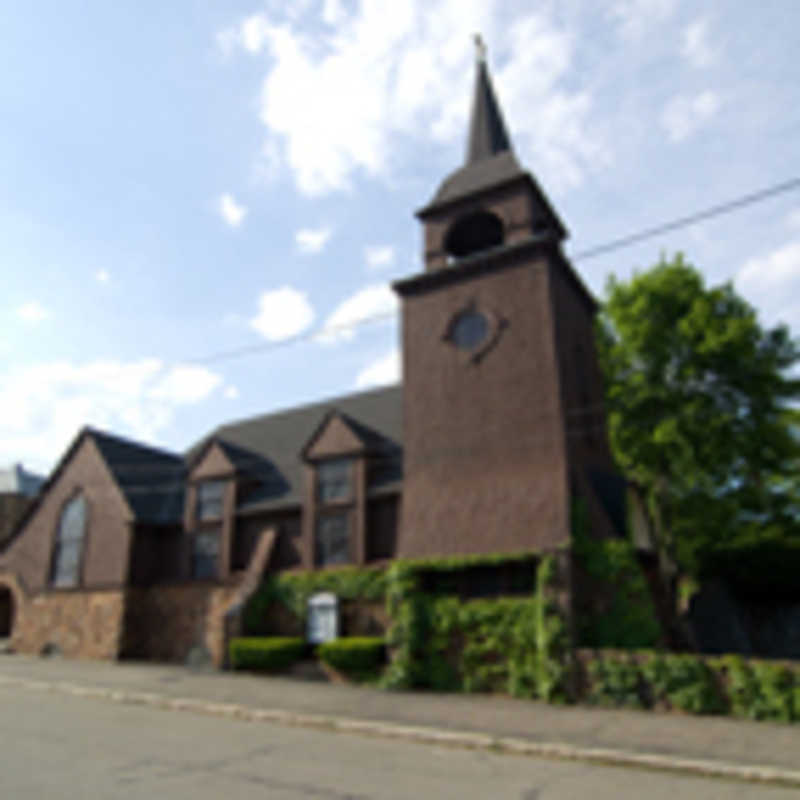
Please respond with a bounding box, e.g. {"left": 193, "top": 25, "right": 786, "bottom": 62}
{"left": 191, "top": 441, "right": 236, "bottom": 481}
{"left": 1, "top": 435, "right": 133, "bottom": 591}
{"left": 304, "top": 413, "right": 366, "bottom": 461}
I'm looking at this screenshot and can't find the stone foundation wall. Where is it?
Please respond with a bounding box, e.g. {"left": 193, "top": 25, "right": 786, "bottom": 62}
{"left": 122, "top": 583, "right": 238, "bottom": 667}
{"left": 11, "top": 588, "right": 125, "bottom": 660}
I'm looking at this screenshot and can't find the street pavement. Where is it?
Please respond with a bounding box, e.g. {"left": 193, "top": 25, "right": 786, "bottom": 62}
{"left": 0, "top": 654, "right": 798, "bottom": 791}
{"left": 1, "top": 682, "right": 798, "bottom": 799}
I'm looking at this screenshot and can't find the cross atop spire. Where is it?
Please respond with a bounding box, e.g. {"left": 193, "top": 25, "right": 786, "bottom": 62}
{"left": 473, "top": 33, "right": 487, "bottom": 63}
{"left": 466, "top": 37, "right": 512, "bottom": 164}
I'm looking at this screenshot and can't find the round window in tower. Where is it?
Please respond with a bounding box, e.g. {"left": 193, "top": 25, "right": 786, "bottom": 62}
{"left": 450, "top": 309, "right": 490, "bottom": 350}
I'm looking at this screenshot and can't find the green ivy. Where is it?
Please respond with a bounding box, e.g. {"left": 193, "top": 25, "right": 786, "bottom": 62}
{"left": 243, "top": 565, "right": 388, "bottom": 633}
{"left": 572, "top": 498, "right": 662, "bottom": 648}
{"left": 587, "top": 656, "right": 643, "bottom": 708}
{"left": 641, "top": 653, "right": 724, "bottom": 714}
{"left": 718, "top": 655, "right": 797, "bottom": 722}
{"left": 382, "top": 554, "right": 568, "bottom": 700}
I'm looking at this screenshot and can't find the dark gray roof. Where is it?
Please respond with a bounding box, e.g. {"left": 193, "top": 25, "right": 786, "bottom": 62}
{"left": 426, "top": 150, "right": 527, "bottom": 210}
{"left": 192, "top": 385, "right": 403, "bottom": 515}
{"left": 89, "top": 429, "right": 185, "bottom": 525}
{"left": 467, "top": 59, "right": 513, "bottom": 164}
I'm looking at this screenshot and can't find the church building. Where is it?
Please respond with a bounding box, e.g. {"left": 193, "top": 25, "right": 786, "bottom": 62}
{"left": 0, "top": 49, "right": 621, "bottom": 665}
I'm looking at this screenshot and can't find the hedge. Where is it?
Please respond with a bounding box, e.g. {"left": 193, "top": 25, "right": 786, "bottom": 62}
{"left": 229, "top": 637, "right": 306, "bottom": 672}
{"left": 580, "top": 650, "right": 800, "bottom": 721}
{"left": 316, "top": 637, "right": 385, "bottom": 675}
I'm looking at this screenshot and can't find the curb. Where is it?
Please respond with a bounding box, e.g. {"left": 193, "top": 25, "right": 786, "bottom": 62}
{"left": 1, "top": 674, "right": 798, "bottom": 789}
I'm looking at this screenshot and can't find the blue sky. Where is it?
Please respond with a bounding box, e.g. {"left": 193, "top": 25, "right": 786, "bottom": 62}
{"left": 1, "top": 0, "right": 799, "bottom": 472}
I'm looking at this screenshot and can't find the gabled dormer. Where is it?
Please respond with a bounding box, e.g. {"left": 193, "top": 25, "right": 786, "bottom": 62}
{"left": 185, "top": 439, "right": 239, "bottom": 581}
{"left": 301, "top": 411, "right": 369, "bottom": 568}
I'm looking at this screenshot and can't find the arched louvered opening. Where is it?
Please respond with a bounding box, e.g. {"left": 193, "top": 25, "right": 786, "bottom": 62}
{"left": 444, "top": 211, "right": 504, "bottom": 259}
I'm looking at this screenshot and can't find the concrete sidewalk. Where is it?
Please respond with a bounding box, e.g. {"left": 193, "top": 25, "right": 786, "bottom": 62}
{"left": 1, "top": 654, "right": 798, "bottom": 786}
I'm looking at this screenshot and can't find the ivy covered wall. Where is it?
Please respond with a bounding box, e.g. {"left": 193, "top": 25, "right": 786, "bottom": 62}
{"left": 243, "top": 551, "right": 570, "bottom": 700}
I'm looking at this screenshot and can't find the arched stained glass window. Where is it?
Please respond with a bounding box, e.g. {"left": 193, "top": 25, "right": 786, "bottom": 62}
{"left": 51, "top": 494, "right": 87, "bottom": 588}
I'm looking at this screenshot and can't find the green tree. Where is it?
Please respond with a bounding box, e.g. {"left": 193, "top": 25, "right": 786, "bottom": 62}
{"left": 597, "top": 254, "right": 800, "bottom": 596}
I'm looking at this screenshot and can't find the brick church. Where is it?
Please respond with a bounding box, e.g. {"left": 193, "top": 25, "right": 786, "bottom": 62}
{"left": 0, "top": 49, "right": 621, "bottom": 665}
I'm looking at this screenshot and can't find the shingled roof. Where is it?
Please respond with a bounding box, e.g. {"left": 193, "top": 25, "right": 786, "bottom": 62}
{"left": 89, "top": 429, "right": 185, "bottom": 524}
{"left": 190, "top": 384, "right": 403, "bottom": 515}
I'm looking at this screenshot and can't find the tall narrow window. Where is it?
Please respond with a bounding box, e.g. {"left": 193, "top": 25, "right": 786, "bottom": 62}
{"left": 192, "top": 528, "right": 221, "bottom": 579}
{"left": 51, "top": 494, "right": 87, "bottom": 588}
{"left": 196, "top": 480, "right": 225, "bottom": 520}
{"left": 317, "top": 459, "right": 352, "bottom": 503}
{"left": 315, "top": 512, "right": 350, "bottom": 566}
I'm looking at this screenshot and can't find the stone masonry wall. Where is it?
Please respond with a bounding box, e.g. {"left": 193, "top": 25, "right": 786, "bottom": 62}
{"left": 122, "top": 583, "right": 238, "bottom": 667}
{"left": 11, "top": 588, "right": 125, "bottom": 660}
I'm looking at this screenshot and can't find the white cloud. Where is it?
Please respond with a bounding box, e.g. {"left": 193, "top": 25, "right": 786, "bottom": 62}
{"left": 737, "top": 240, "right": 800, "bottom": 331}
{"left": 217, "top": 13, "right": 271, "bottom": 56}
{"left": 219, "top": 193, "right": 248, "bottom": 227}
{"left": 0, "top": 359, "right": 223, "bottom": 472}
{"left": 220, "top": 1, "right": 602, "bottom": 195}
{"left": 250, "top": 286, "right": 315, "bottom": 341}
{"left": 682, "top": 18, "right": 715, "bottom": 68}
{"left": 17, "top": 302, "right": 49, "bottom": 323}
{"left": 322, "top": 0, "right": 346, "bottom": 26}
{"left": 295, "top": 226, "right": 333, "bottom": 254}
{"left": 355, "top": 349, "right": 401, "bottom": 389}
{"left": 147, "top": 365, "right": 223, "bottom": 404}
{"left": 223, "top": 385, "right": 240, "bottom": 399}
{"left": 95, "top": 269, "right": 110, "bottom": 284}
{"left": 786, "top": 209, "right": 800, "bottom": 230}
{"left": 318, "top": 284, "right": 398, "bottom": 345}
{"left": 661, "top": 91, "right": 721, "bottom": 142}
{"left": 610, "top": 0, "right": 677, "bottom": 40}
{"left": 364, "top": 245, "right": 396, "bottom": 271}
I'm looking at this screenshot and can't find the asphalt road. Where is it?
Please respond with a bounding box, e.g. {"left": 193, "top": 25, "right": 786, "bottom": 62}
{"left": 0, "top": 684, "right": 795, "bottom": 799}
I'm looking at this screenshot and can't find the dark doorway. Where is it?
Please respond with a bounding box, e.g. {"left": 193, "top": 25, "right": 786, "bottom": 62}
{"left": 0, "top": 588, "right": 13, "bottom": 638}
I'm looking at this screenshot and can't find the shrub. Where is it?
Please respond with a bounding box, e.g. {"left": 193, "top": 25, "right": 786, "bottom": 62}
{"left": 229, "top": 637, "right": 306, "bottom": 672}
{"left": 587, "top": 656, "right": 643, "bottom": 708}
{"left": 642, "top": 653, "right": 724, "bottom": 714}
{"left": 572, "top": 500, "right": 661, "bottom": 648}
{"left": 750, "top": 661, "right": 795, "bottom": 722}
{"left": 719, "top": 655, "right": 758, "bottom": 718}
{"left": 317, "top": 637, "right": 385, "bottom": 675}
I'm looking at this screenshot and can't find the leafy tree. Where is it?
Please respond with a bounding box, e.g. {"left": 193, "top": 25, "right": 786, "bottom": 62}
{"left": 597, "top": 254, "right": 800, "bottom": 597}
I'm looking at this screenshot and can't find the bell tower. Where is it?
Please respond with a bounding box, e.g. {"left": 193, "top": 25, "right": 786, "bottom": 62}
{"left": 394, "top": 41, "right": 616, "bottom": 560}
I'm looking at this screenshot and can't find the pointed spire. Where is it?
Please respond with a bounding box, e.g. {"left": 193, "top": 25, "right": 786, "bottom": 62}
{"left": 466, "top": 36, "right": 513, "bottom": 164}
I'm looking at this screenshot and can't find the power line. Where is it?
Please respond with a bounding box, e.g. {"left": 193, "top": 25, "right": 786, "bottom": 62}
{"left": 570, "top": 178, "right": 800, "bottom": 262}
{"left": 187, "top": 177, "right": 800, "bottom": 367}
{"left": 191, "top": 310, "right": 397, "bottom": 366}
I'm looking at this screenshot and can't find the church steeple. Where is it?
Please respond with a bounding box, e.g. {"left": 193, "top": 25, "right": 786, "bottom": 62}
{"left": 414, "top": 38, "right": 567, "bottom": 271}
{"left": 466, "top": 36, "right": 513, "bottom": 164}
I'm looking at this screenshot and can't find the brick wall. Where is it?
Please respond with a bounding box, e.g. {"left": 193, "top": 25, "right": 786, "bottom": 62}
{"left": 122, "top": 583, "right": 238, "bottom": 667}
{"left": 2, "top": 436, "right": 132, "bottom": 592}
{"left": 0, "top": 493, "right": 33, "bottom": 548}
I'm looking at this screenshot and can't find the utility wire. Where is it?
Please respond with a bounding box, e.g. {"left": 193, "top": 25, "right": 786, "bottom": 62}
{"left": 570, "top": 177, "right": 800, "bottom": 262}
{"left": 188, "top": 177, "right": 800, "bottom": 367}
